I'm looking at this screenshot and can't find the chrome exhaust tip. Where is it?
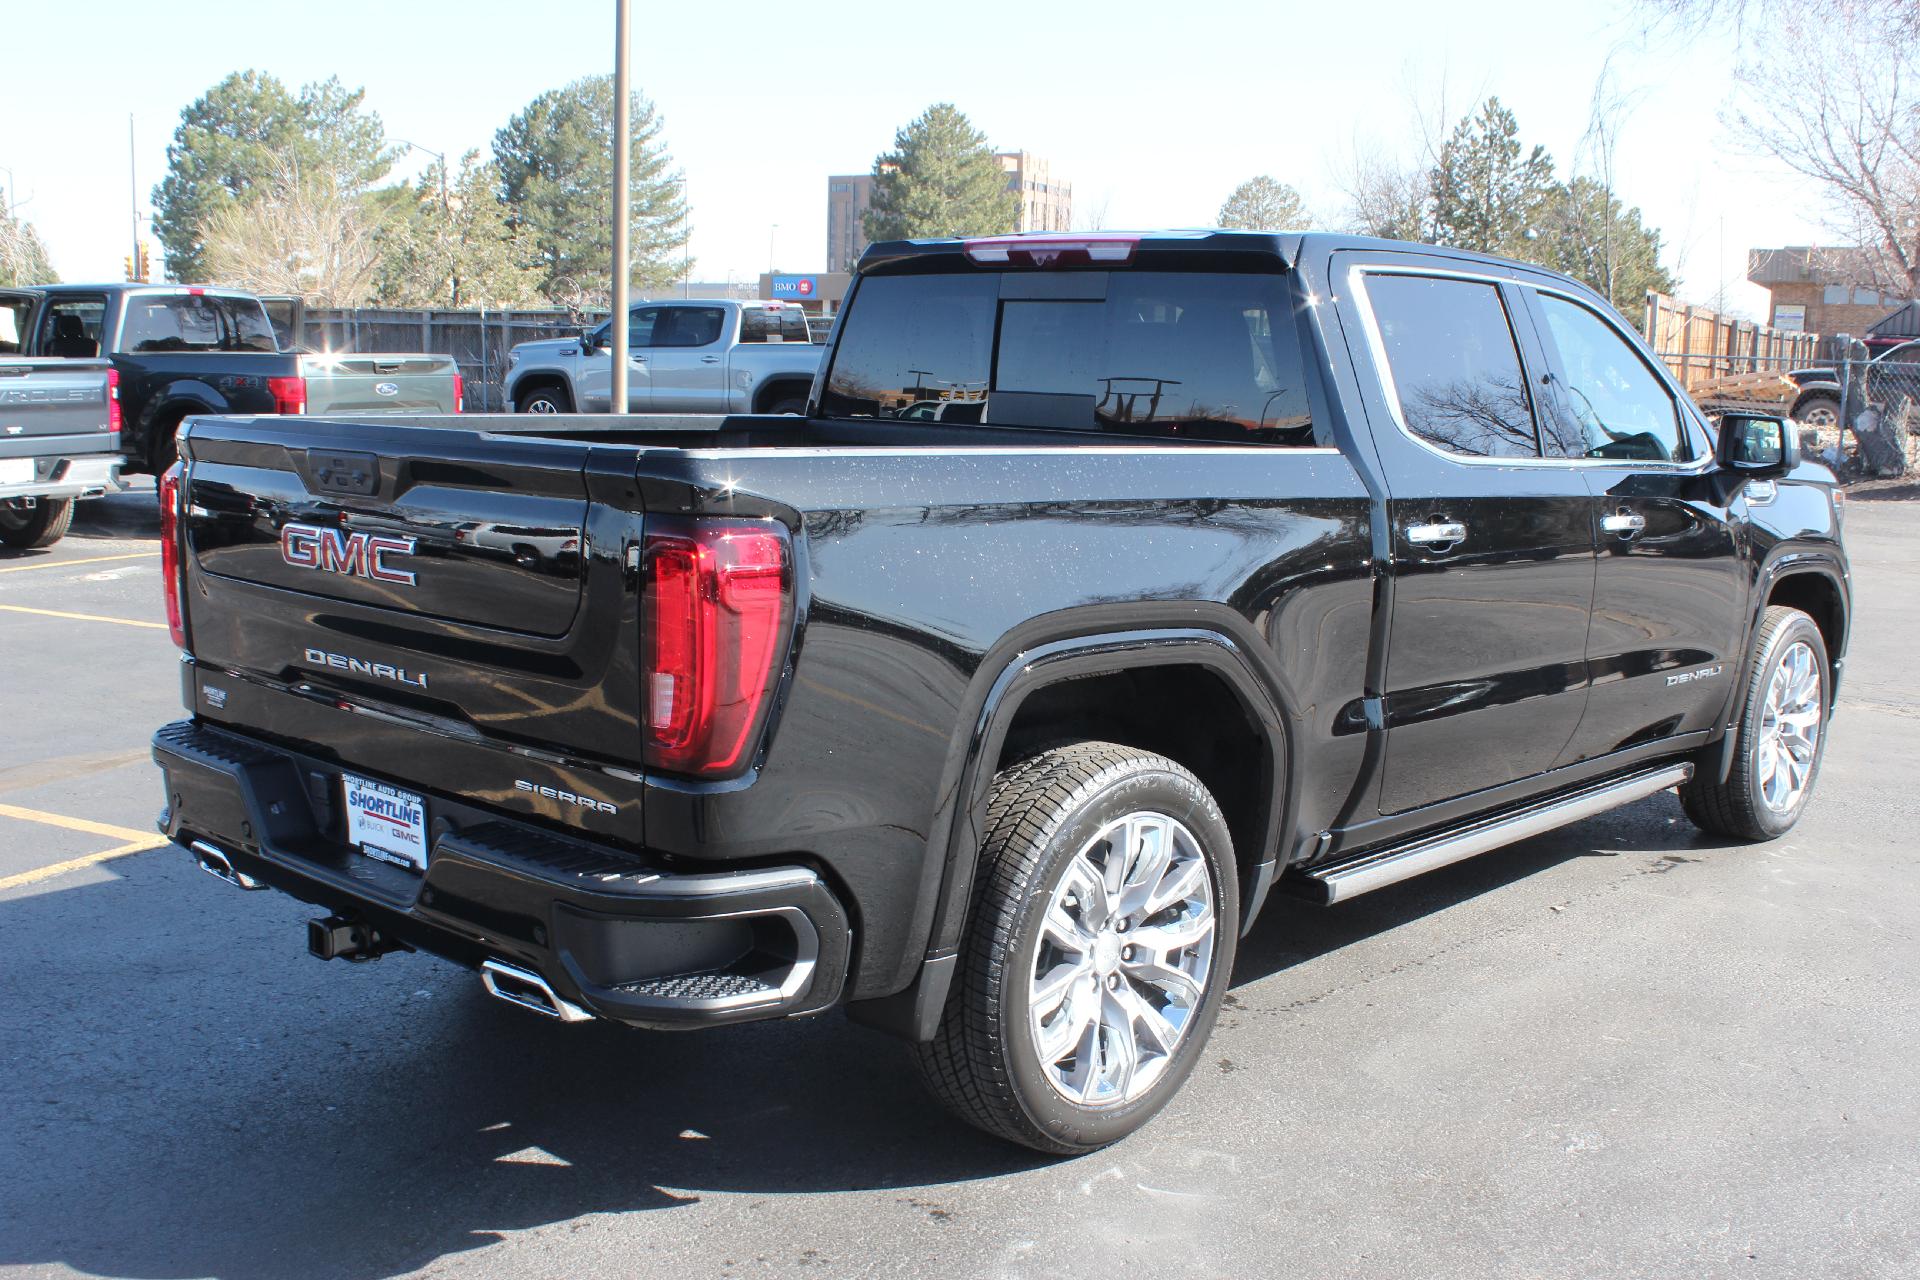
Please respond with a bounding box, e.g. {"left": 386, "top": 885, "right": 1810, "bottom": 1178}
{"left": 481, "top": 959, "right": 594, "bottom": 1023}
{"left": 189, "top": 840, "right": 267, "bottom": 891}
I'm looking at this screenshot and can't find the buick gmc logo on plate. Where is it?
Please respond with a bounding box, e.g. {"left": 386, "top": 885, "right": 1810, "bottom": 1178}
{"left": 281, "top": 522, "right": 418, "bottom": 584}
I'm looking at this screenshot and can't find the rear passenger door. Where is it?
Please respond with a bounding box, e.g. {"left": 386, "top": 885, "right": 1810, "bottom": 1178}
{"left": 1337, "top": 256, "right": 1598, "bottom": 816}
{"left": 643, "top": 305, "right": 730, "bottom": 411}
{"left": 1519, "top": 286, "right": 1746, "bottom": 760}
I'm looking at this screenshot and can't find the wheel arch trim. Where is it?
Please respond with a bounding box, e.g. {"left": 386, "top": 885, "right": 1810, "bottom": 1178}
{"left": 1712, "top": 552, "right": 1849, "bottom": 783}
{"left": 850, "top": 618, "right": 1297, "bottom": 1042}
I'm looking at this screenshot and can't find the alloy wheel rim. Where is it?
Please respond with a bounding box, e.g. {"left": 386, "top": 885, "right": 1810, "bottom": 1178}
{"left": 1757, "top": 640, "right": 1822, "bottom": 813}
{"left": 1027, "top": 810, "right": 1216, "bottom": 1108}
{"left": 1800, "top": 405, "right": 1837, "bottom": 428}
{"left": 527, "top": 398, "right": 559, "bottom": 414}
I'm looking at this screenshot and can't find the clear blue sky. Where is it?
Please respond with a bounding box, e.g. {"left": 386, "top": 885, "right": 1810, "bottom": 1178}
{"left": 4, "top": 0, "right": 1822, "bottom": 318}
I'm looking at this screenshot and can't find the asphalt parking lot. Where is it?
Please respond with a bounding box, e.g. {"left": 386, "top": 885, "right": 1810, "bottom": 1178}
{"left": 3, "top": 484, "right": 1917, "bottom": 1280}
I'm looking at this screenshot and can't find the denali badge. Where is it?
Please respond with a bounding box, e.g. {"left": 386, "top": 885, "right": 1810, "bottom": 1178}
{"left": 515, "top": 779, "right": 618, "bottom": 815}
{"left": 303, "top": 647, "right": 429, "bottom": 689}
{"left": 281, "top": 522, "right": 417, "bottom": 584}
{"left": 1666, "top": 664, "right": 1725, "bottom": 687}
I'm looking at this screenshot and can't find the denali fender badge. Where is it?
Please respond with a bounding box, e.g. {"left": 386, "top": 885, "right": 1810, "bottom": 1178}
{"left": 1666, "top": 664, "right": 1725, "bottom": 687}
{"left": 515, "top": 779, "right": 618, "bottom": 815}
{"left": 281, "top": 522, "right": 417, "bottom": 584}
{"left": 303, "top": 647, "right": 429, "bottom": 689}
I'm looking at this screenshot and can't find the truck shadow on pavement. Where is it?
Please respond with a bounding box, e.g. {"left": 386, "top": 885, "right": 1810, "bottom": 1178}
{"left": 0, "top": 794, "right": 1725, "bottom": 1280}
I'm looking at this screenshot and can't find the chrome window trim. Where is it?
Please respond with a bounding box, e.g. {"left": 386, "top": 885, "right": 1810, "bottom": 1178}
{"left": 1343, "top": 260, "right": 1714, "bottom": 474}
{"left": 660, "top": 445, "right": 1348, "bottom": 460}
{"left": 1525, "top": 282, "right": 1717, "bottom": 470}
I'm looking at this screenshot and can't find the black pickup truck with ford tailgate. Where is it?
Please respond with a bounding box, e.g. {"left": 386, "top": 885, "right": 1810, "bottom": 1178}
{"left": 149, "top": 231, "right": 1849, "bottom": 1154}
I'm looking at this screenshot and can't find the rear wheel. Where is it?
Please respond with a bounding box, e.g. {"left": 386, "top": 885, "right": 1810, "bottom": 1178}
{"left": 915, "top": 741, "right": 1238, "bottom": 1154}
{"left": 0, "top": 498, "right": 75, "bottom": 550}
{"left": 1681, "top": 606, "right": 1830, "bottom": 840}
{"left": 765, "top": 394, "right": 806, "bottom": 416}
{"left": 515, "top": 383, "right": 571, "bottom": 414}
{"left": 1791, "top": 391, "right": 1841, "bottom": 430}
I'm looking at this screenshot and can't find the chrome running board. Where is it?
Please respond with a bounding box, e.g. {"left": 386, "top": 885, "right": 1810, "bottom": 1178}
{"left": 1287, "top": 763, "right": 1693, "bottom": 904}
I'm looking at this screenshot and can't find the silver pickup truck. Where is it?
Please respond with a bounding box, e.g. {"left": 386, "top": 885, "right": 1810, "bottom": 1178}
{"left": 0, "top": 356, "right": 122, "bottom": 549}
{"left": 503, "top": 299, "right": 822, "bottom": 415}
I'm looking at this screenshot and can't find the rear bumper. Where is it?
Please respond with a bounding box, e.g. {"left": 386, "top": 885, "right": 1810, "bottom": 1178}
{"left": 151, "top": 719, "right": 852, "bottom": 1029}
{"left": 0, "top": 453, "right": 124, "bottom": 501}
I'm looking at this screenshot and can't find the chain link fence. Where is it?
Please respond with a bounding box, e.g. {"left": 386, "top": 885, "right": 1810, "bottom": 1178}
{"left": 1831, "top": 340, "right": 1920, "bottom": 477}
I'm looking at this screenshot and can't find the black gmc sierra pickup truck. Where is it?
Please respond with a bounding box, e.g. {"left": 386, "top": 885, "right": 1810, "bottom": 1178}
{"left": 151, "top": 231, "right": 1849, "bottom": 1154}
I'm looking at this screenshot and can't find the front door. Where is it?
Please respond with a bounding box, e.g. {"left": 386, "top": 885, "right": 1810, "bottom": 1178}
{"left": 575, "top": 307, "right": 657, "bottom": 411}
{"left": 1338, "top": 256, "right": 1599, "bottom": 815}
{"left": 641, "top": 305, "right": 730, "bottom": 412}
{"left": 1520, "top": 287, "right": 1747, "bottom": 760}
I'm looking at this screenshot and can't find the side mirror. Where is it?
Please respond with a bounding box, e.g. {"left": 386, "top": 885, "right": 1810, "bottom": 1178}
{"left": 1717, "top": 412, "right": 1799, "bottom": 476}
{"left": 583, "top": 326, "right": 607, "bottom": 351}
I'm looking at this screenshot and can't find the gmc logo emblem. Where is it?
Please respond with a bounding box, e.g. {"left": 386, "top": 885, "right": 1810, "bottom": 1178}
{"left": 280, "top": 523, "right": 418, "bottom": 585}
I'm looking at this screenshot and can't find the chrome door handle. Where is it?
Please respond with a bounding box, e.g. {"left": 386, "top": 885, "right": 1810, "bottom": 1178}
{"left": 1601, "top": 511, "right": 1647, "bottom": 537}
{"left": 700, "top": 355, "right": 721, "bottom": 364}
{"left": 1406, "top": 521, "right": 1468, "bottom": 547}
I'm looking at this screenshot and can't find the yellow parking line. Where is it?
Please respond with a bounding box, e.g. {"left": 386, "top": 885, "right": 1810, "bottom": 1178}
{"left": 0, "top": 802, "right": 170, "bottom": 891}
{"left": 0, "top": 801, "right": 162, "bottom": 843}
{"left": 0, "top": 603, "right": 166, "bottom": 630}
{"left": 0, "top": 551, "right": 158, "bottom": 574}
{"left": 0, "top": 837, "right": 168, "bottom": 892}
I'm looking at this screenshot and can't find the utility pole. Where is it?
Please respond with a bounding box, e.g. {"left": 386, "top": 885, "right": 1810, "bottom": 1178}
{"left": 610, "top": 0, "right": 632, "bottom": 414}
{"left": 129, "top": 114, "right": 140, "bottom": 280}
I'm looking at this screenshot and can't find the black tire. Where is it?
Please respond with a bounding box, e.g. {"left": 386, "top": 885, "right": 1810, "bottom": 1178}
{"left": 765, "top": 394, "right": 806, "bottom": 416}
{"left": 1681, "top": 606, "right": 1830, "bottom": 841}
{"left": 515, "top": 382, "right": 571, "bottom": 414}
{"left": 915, "top": 741, "right": 1239, "bottom": 1155}
{"left": 1791, "top": 391, "right": 1841, "bottom": 429}
{"left": 0, "top": 498, "right": 75, "bottom": 550}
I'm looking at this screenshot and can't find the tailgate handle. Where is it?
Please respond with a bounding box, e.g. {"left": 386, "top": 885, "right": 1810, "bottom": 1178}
{"left": 372, "top": 362, "right": 402, "bottom": 373}
{"left": 308, "top": 449, "right": 380, "bottom": 497}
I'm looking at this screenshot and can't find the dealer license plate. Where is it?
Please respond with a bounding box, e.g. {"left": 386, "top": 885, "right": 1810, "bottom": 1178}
{"left": 0, "top": 459, "right": 33, "bottom": 485}
{"left": 341, "top": 773, "right": 429, "bottom": 871}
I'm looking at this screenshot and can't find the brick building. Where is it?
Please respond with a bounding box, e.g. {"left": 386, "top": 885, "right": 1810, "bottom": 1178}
{"left": 826, "top": 152, "right": 1073, "bottom": 272}
{"left": 1748, "top": 246, "right": 1910, "bottom": 337}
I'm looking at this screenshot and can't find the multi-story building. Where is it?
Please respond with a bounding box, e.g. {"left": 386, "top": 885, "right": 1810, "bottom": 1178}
{"left": 1748, "top": 246, "right": 1911, "bottom": 336}
{"left": 827, "top": 152, "right": 1073, "bottom": 273}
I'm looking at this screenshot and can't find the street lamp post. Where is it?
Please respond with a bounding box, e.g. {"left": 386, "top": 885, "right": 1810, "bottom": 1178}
{"left": 611, "top": 0, "right": 632, "bottom": 414}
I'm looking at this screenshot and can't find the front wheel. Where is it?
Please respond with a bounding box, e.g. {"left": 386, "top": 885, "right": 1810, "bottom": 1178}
{"left": 515, "top": 383, "right": 571, "bottom": 414}
{"left": 1681, "top": 606, "right": 1830, "bottom": 840}
{"left": 1791, "top": 391, "right": 1841, "bottom": 430}
{"left": 0, "top": 497, "right": 75, "bottom": 549}
{"left": 915, "top": 742, "right": 1238, "bottom": 1154}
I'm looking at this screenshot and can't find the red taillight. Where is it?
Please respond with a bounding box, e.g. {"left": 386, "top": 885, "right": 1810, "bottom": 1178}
{"left": 107, "top": 367, "right": 122, "bottom": 433}
{"left": 642, "top": 520, "right": 791, "bottom": 776}
{"left": 963, "top": 234, "right": 1142, "bottom": 266}
{"left": 453, "top": 373, "right": 464, "bottom": 413}
{"left": 158, "top": 462, "right": 188, "bottom": 649}
{"left": 267, "top": 375, "right": 306, "bottom": 415}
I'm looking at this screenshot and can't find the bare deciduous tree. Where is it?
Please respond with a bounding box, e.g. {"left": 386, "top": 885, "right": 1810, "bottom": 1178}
{"left": 202, "top": 158, "right": 386, "bottom": 304}
{"left": 0, "top": 195, "right": 56, "bottom": 287}
{"left": 1726, "top": 7, "right": 1920, "bottom": 294}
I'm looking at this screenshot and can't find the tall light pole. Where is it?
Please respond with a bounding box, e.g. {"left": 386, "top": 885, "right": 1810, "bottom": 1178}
{"left": 610, "top": 0, "right": 632, "bottom": 415}
{"left": 129, "top": 115, "right": 140, "bottom": 279}
{"left": 395, "top": 139, "right": 449, "bottom": 212}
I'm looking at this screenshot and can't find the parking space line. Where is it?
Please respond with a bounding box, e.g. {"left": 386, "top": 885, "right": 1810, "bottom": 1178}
{"left": 0, "top": 551, "right": 158, "bottom": 575}
{"left": 0, "top": 802, "right": 170, "bottom": 891}
{"left": 0, "top": 604, "right": 166, "bottom": 629}
{"left": 0, "top": 837, "right": 168, "bottom": 892}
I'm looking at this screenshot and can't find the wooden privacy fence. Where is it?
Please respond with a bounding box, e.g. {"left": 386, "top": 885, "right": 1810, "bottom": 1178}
{"left": 298, "top": 308, "right": 607, "bottom": 411}
{"left": 1644, "top": 292, "right": 1821, "bottom": 392}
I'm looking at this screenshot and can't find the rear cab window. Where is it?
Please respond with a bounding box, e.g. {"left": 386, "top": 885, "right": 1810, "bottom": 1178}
{"left": 36, "top": 294, "right": 108, "bottom": 358}
{"left": 120, "top": 293, "right": 279, "bottom": 353}
{"left": 820, "top": 268, "right": 1319, "bottom": 444}
{"left": 740, "top": 305, "right": 812, "bottom": 344}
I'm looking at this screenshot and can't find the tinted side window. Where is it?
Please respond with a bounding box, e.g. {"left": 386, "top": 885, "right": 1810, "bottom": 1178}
{"left": 217, "top": 298, "right": 279, "bottom": 352}
{"left": 1365, "top": 274, "right": 1540, "bottom": 459}
{"left": 820, "top": 274, "right": 997, "bottom": 419}
{"left": 626, "top": 308, "right": 660, "bottom": 348}
{"left": 653, "top": 307, "right": 725, "bottom": 348}
{"left": 121, "top": 295, "right": 225, "bottom": 352}
{"left": 1534, "top": 294, "right": 1686, "bottom": 462}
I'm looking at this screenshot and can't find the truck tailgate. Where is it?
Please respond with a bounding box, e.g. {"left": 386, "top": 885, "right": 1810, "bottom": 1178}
{"left": 0, "top": 358, "right": 114, "bottom": 458}
{"left": 178, "top": 415, "right": 645, "bottom": 788}
{"left": 302, "top": 354, "right": 459, "bottom": 415}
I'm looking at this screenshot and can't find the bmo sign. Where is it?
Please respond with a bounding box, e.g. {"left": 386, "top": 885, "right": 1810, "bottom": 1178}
{"left": 769, "top": 274, "right": 817, "bottom": 299}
